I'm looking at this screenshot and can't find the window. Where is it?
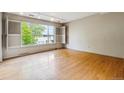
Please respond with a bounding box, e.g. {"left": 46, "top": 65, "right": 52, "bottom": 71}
{"left": 48, "top": 26, "right": 56, "bottom": 44}
{"left": 7, "top": 19, "right": 65, "bottom": 49}
{"left": 21, "top": 22, "right": 56, "bottom": 46}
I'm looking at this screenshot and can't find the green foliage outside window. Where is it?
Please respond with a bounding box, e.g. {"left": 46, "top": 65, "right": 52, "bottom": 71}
{"left": 22, "top": 22, "right": 46, "bottom": 45}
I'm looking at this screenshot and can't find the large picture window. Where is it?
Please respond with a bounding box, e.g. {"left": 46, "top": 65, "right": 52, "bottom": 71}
{"left": 21, "top": 22, "right": 56, "bottom": 46}
{"left": 7, "top": 19, "right": 65, "bottom": 49}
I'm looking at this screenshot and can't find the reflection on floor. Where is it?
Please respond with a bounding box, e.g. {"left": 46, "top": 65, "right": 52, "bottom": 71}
{"left": 0, "top": 49, "right": 124, "bottom": 80}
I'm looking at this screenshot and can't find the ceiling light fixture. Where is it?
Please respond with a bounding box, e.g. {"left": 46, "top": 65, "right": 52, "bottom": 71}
{"left": 50, "top": 18, "right": 54, "bottom": 21}
{"left": 19, "top": 12, "right": 24, "bottom": 15}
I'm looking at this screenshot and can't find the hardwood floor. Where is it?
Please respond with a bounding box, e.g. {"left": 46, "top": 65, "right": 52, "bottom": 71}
{"left": 0, "top": 49, "right": 124, "bottom": 80}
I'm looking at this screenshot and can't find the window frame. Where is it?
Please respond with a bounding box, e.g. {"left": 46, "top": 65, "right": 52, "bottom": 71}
{"left": 21, "top": 21, "right": 56, "bottom": 47}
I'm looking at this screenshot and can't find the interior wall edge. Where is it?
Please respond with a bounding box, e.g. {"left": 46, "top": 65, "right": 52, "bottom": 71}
{"left": 0, "top": 12, "right": 2, "bottom": 62}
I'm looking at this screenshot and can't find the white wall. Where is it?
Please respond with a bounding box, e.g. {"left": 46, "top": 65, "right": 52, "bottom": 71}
{"left": 0, "top": 13, "right": 2, "bottom": 61}
{"left": 67, "top": 13, "right": 124, "bottom": 58}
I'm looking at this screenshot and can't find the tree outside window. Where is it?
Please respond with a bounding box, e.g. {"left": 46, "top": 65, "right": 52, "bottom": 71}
{"left": 21, "top": 22, "right": 55, "bottom": 46}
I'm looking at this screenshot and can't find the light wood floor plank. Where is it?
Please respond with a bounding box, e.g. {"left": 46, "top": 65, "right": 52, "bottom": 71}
{"left": 0, "top": 49, "right": 124, "bottom": 80}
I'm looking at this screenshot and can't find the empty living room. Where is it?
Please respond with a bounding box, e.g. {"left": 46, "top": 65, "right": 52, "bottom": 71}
{"left": 0, "top": 12, "right": 124, "bottom": 80}
{"left": 1, "top": 0, "right": 124, "bottom": 93}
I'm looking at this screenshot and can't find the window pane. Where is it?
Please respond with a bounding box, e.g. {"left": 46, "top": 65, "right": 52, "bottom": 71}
{"left": 48, "top": 35, "right": 55, "bottom": 43}
{"left": 22, "top": 22, "right": 34, "bottom": 45}
{"left": 21, "top": 22, "right": 47, "bottom": 46}
{"left": 48, "top": 26, "right": 55, "bottom": 43}
{"left": 49, "top": 26, "right": 55, "bottom": 35}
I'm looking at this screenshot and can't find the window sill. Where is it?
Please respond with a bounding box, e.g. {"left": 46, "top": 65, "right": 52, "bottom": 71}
{"left": 8, "top": 43, "right": 63, "bottom": 49}
{"left": 21, "top": 43, "right": 57, "bottom": 48}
